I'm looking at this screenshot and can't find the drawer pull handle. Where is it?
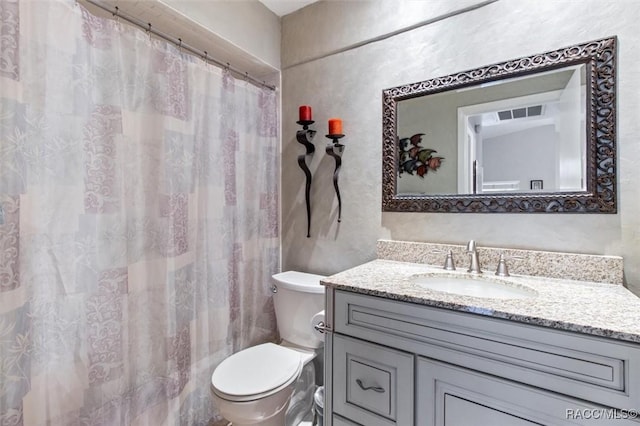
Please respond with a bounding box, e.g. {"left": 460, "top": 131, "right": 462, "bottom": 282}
{"left": 356, "top": 379, "right": 385, "bottom": 393}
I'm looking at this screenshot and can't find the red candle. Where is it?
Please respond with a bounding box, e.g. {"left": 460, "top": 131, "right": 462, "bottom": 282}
{"left": 328, "top": 118, "right": 342, "bottom": 135}
{"left": 299, "top": 105, "right": 312, "bottom": 121}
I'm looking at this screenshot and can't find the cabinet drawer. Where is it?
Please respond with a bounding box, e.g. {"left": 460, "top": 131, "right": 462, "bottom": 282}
{"left": 333, "top": 334, "right": 413, "bottom": 425}
{"left": 334, "top": 290, "right": 640, "bottom": 410}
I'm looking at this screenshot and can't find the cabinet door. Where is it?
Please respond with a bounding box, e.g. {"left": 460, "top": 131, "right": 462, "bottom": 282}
{"left": 440, "top": 394, "right": 540, "bottom": 425}
{"left": 332, "top": 414, "right": 361, "bottom": 426}
{"left": 417, "top": 357, "right": 639, "bottom": 426}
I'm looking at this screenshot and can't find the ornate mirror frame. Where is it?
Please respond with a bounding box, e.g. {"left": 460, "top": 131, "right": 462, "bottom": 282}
{"left": 382, "top": 37, "right": 617, "bottom": 213}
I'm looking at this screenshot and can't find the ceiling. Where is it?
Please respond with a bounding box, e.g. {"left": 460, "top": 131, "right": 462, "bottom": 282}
{"left": 259, "top": 0, "right": 319, "bottom": 17}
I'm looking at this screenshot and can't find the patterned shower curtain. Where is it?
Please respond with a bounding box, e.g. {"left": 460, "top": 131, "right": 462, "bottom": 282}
{"left": 0, "top": 0, "right": 280, "bottom": 424}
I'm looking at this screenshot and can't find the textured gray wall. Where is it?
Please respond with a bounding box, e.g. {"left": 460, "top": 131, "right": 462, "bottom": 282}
{"left": 281, "top": 0, "right": 640, "bottom": 296}
{"left": 161, "top": 0, "right": 281, "bottom": 70}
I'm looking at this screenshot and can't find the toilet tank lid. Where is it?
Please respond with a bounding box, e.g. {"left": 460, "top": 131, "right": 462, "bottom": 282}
{"left": 272, "top": 271, "right": 326, "bottom": 294}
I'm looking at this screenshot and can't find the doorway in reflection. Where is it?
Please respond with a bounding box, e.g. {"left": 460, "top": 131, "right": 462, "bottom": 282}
{"left": 459, "top": 65, "right": 586, "bottom": 194}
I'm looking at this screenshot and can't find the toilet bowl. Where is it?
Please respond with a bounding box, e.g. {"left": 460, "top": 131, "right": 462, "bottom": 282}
{"left": 211, "top": 271, "right": 325, "bottom": 425}
{"left": 211, "top": 343, "right": 303, "bottom": 425}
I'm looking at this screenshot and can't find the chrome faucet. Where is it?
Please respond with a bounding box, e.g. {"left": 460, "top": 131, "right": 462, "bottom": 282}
{"left": 466, "top": 240, "right": 482, "bottom": 274}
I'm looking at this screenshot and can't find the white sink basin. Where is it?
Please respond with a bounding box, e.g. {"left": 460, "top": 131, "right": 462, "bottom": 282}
{"left": 411, "top": 274, "right": 536, "bottom": 299}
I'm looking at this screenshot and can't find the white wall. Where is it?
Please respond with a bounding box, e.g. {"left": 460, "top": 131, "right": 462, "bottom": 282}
{"left": 281, "top": 0, "right": 640, "bottom": 296}
{"left": 555, "top": 67, "right": 584, "bottom": 190}
{"left": 483, "top": 125, "right": 557, "bottom": 191}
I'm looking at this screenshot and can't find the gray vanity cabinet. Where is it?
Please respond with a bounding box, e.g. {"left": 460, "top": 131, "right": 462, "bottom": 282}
{"left": 325, "top": 289, "right": 640, "bottom": 426}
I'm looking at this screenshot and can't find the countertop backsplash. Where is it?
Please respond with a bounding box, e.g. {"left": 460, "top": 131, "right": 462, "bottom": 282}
{"left": 376, "top": 239, "right": 624, "bottom": 285}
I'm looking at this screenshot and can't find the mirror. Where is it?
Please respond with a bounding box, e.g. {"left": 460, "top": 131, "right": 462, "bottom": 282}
{"left": 382, "top": 37, "right": 617, "bottom": 213}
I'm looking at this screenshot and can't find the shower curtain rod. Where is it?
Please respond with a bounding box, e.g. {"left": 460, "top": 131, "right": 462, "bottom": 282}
{"left": 82, "top": 0, "right": 276, "bottom": 91}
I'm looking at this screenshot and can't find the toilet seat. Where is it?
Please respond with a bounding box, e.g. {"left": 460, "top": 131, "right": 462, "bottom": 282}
{"left": 211, "top": 343, "right": 302, "bottom": 402}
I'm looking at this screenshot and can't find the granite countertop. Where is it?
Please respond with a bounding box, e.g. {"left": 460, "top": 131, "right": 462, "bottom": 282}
{"left": 321, "top": 259, "right": 640, "bottom": 344}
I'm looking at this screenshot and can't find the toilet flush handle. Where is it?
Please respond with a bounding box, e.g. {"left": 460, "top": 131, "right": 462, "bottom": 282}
{"left": 314, "top": 321, "right": 333, "bottom": 334}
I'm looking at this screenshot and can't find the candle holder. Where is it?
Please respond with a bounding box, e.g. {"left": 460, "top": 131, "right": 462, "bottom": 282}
{"left": 296, "top": 120, "right": 317, "bottom": 237}
{"left": 325, "top": 133, "right": 345, "bottom": 223}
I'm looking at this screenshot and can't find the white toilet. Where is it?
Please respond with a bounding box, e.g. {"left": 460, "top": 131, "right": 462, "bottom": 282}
{"left": 211, "top": 271, "right": 326, "bottom": 425}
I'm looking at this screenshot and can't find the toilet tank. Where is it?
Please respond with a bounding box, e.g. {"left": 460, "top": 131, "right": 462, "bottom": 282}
{"left": 272, "top": 271, "right": 326, "bottom": 349}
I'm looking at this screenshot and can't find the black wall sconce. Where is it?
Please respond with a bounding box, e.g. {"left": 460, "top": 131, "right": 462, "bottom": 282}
{"left": 325, "top": 118, "right": 345, "bottom": 223}
{"left": 296, "top": 106, "right": 316, "bottom": 237}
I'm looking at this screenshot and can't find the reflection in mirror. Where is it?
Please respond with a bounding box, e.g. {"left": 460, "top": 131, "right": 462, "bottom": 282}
{"left": 396, "top": 65, "right": 586, "bottom": 196}
{"left": 382, "top": 37, "right": 617, "bottom": 213}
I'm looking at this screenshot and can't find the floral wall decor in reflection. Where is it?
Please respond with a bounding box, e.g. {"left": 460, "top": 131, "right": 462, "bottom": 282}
{"left": 398, "top": 133, "right": 444, "bottom": 177}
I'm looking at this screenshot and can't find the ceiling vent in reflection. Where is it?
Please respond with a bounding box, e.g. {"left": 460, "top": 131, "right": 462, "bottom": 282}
{"left": 497, "top": 105, "right": 544, "bottom": 121}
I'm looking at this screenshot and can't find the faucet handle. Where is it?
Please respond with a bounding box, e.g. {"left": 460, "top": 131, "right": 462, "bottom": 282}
{"left": 466, "top": 240, "right": 477, "bottom": 252}
{"left": 495, "top": 253, "right": 525, "bottom": 277}
{"left": 431, "top": 249, "right": 456, "bottom": 271}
